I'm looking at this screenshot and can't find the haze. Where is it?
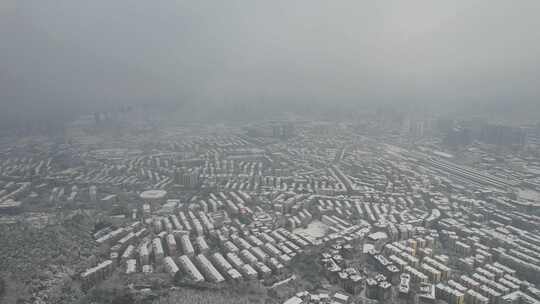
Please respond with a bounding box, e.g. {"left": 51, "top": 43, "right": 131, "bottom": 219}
{"left": 1, "top": 0, "right": 540, "bottom": 127}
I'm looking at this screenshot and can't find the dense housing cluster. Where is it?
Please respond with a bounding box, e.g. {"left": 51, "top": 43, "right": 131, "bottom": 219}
{"left": 2, "top": 115, "right": 540, "bottom": 304}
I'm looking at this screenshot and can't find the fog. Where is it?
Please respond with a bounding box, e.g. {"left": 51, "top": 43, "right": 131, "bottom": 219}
{"left": 1, "top": 0, "right": 540, "bottom": 127}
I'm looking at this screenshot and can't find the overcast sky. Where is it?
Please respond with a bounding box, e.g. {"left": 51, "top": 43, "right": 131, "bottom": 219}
{"left": 1, "top": 0, "right": 540, "bottom": 125}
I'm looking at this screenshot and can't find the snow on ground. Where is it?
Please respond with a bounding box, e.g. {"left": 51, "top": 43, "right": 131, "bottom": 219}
{"left": 294, "top": 220, "right": 329, "bottom": 240}
{"left": 518, "top": 188, "right": 540, "bottom": 202}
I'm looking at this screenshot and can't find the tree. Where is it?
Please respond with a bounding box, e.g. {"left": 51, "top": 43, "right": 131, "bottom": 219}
{"left": 112, "top": 293, "right": 134, "bottom": 304}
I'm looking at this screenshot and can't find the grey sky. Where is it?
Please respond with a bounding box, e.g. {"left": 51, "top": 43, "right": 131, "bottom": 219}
{"left": 1, "top": 0, "right": 540, "bottom": 125}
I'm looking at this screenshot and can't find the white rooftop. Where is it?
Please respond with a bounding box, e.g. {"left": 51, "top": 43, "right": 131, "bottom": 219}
{"left": 140, "top": 190, "right": 167, "bottom": 200}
